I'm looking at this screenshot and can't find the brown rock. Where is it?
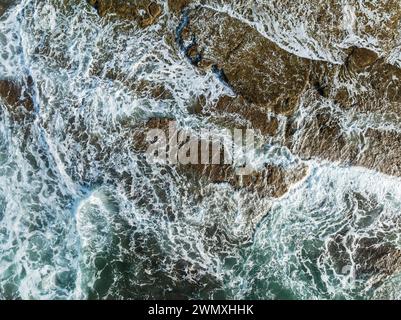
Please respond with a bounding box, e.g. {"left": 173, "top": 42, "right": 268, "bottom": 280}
{"left": 148, "top": 2, "right": 161, "bottom": 17}
{"left": 287, "top": 105, "right": 359, "bottom": 164}
{"left": 88, "top": 0, "right": 135, "bottom": 19}
{"left": 188, "top": 95, "right": 205, "bottom": 114}
{"left": 167, "top": 0, "right": 189, "bottom": 15}
{"left": 131, "top": 118, "right": 172, "bottom": 152}
{"left": 174, "top": 7, "right": 401, "bottom": 179}
{"left": 355, "top": 238, "right": 401, "bottom": 279}
{"left": 180, "top": 7, "right": 311, "bottom": 115}
{"left": 0, "top": 80, "right": 23, "bottom": 107}
{"left": 0, "top": 79, "right": 34, "bottom": 120}
{"left": 284, "top": 95, "right": 401, "bottom": 178}
{"left": 0, "top": 0, "right": 15, "bottom": 17}
{"left": 87, "top": 0, "right": 162, "bottom": 27}
{"left": 347, "top": 47, "right": 378, "bottom": 72}
{"left": 141, "top": 2, "right": 162, "bottom": 27}
{"left": 132, "top": 117, "right": 306, "bottom": 198}
{"left": 310, "top": 51, "right": 401, "bottom": 115}
{"left": 328, "top": 231, "right": 401, "bottom": 287}
{"left": 353, "top": 1, "right": 401, "bottom": 53}
{"left": 212, "top": 0, "right": 401, "bottom": 58}
{"left": 181, "top": 161, "right": 307, "bottom": 198}
{"left": 135, "top": 80, "right": 173, "bottom": 100}
{"left": 213, "top": 96, "right": 279, "bottom": 137}
{"left": 358, "top": 129, "right": 401, "bottom": 177}
{"left": 324, "top": 191, "right": 401, "bottom": 287}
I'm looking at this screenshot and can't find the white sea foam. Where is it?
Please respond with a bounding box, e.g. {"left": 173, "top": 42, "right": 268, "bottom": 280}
{"left": 227, "top": 162, "right": 401, "bottom": 299}
{"left": 0, "top": 0, "right": 401, "bottom": 300}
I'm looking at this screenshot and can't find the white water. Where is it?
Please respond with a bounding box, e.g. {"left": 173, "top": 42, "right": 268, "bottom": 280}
{"left": 0, "top": 0, "right": 401, "bottom": 299}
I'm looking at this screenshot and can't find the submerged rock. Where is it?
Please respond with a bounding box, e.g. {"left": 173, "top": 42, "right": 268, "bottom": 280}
{"left": 179, "top": 7, "right": 311, "bottom": 115}
{"left": 0, "top": 0, "right": 16, "bottom": 17}
{"left": 213, "top": 96, "right": 280, "bottom": 137}
{"left": 327, "top": 204, "right": 401, "bottom": 289}
{"left": 312, "top": 47, "right": 401, "bottom": 115}
{"left": 167, "top": 0, "right": 189, "bottom": 15}
{"left": 205, "top": 0, "right": 401, "bottom": 61}
{"left": 327, "top": 234, "right": 401, "bottom": 284}
{"left": 132, "top": 118, "right": 306, "bottom": 199}
{"left": 0, "top": 79, "right": 34, "bottom": 121}
{"left": 87, "top": 0, "right": 162, "bottom": 27}
{"left": 174, "top": 7, "right": 401, "bottom": 178}
{"left": 80, "top": 1, "right": 401, "bottom": 294}
{"left": 347, "top": 47, "right": 379, "bottom": 72}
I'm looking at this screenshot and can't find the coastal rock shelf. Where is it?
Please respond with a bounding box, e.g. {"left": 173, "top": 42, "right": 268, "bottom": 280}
{"left": 1, "top": 0, "right": 401, "bottom": 299}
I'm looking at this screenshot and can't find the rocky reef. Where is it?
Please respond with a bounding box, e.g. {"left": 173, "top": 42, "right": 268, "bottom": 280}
{"left": 0, "top": 79, "right": 34, "bottom": 121}
{"left": 87, "top": 0, "right": 162, "bottom": 26}
{"left": 0, "top": 0, "right": 16, "bottom": 17}
{"left": 81, "top": 0, "right": 401, "bottom": 294}
{"left": 2, "top": 0, "right": 401, "bottom": 299}
{"left": 174, "top": 6, "right": 401, "bottom": 178}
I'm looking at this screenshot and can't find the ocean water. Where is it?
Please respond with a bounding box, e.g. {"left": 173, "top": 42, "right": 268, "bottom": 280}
{"left": 1, "top": 0, "right": 401, "bottom": 300}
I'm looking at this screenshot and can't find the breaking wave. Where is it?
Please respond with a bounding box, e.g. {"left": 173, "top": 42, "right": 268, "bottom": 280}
{"left": 0, "top": 0, "right": 401, "bottom": 299}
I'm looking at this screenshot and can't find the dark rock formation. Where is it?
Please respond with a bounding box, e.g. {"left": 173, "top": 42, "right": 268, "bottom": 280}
{"left": 322, "top": 191, "right": 401, "bottom": 288}
{"left": 179, "top": 7, "right": 311, "bottom": 115}
{"left": 211, "top": 0, "right": 401, "bottom": 58}
{"left": 48, "top": 1, "right": 401, "bottom": 295}
{"left": 87, "top": 0, "right": 162, "bottom": 27}
{"left": 327, "top": 234, "right": 401, "bottom": 285}
{"left": 211, "top": 96, "right": 280, "bottom": 137}
{"left": 88, "top": 2, "right": 401, "bottom": 180}
{"left": 0, "top": 0, "right": 16, "bottom": 17}
{"left": 175, "top": 7, "right": 401, "bottom": 178}
{"left": 0, "top": 79, "right": 34, "bottom": 121}
{"left": 347, "top": 47, "right": 379, "bottom": 72}
{"left": 167, "top": 0, "right": 189, "bottom": 15}
{"left": 132, "top": 118, "right": 307, "bottom": 199}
